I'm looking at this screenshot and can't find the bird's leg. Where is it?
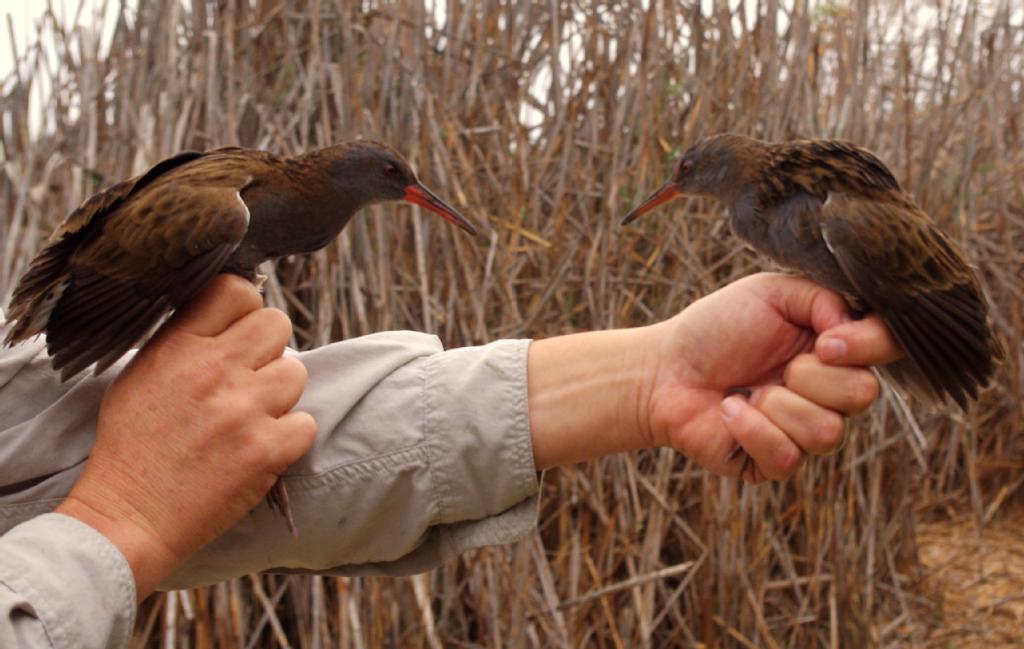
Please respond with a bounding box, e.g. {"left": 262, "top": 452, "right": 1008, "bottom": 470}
{"left": 266, "top": 478, "right": 298, "bottom": 536}
{"left": 726, "top": 439, "right": 755, "bottom": 483}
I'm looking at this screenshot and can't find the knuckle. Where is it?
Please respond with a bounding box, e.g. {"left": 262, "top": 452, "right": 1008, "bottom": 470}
{"left": 782, "top": 352, "right": 823, "bottom": 391}
{"left": 815, "top": 413, "right": 846, "bottom": 450}
{"left": 293, "top": 410, "right": 316, "bottom": 428}
{"left": 847, "top": 373, "right": 880, "bottom": 411}
{"left": 212, "top": 397, "right": 249, "bottom": 432}
{"left": 242, "top": 435, "right": 276, "bottom": 471}
{"left": 280, "top": 356, "right": 309, "bottom": 387}
{"left": 215, "top": 381, "right": 261, "bottom": 426}
{"left": 218, "top": 274, "right": 261, "bottom": 306}
{"left": 253, "top": 308, "right": 293, "bottom": 353}
{"left": 248, "top": 420, "right": 282, "bottom": 454}
{"left": 773, "top": 446, "right": 803, "bottom": 478}
{"left": 261, "top": 307, "right": 292, "bottom": 335}
{"left": 784, "top": 354, "right": 814, "bottom": 386}
{"left": 754, "top": 385, "right": 785, "bottom": 413}
{"left": 185, "top": 347, "right": 231, "bottom": 391}
{"left": 235, "top": 391, "right": 262, "bottom": 420}
{"left": 290, "top": 412, "right": 319, "bottom": 445}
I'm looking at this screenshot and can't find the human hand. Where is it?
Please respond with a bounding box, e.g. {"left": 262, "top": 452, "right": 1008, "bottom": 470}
{"left": 642, "top": 272, "right": 902, "bottom": 482}
{"left": 56, "top": 275, "right": 317, "bottom": 598}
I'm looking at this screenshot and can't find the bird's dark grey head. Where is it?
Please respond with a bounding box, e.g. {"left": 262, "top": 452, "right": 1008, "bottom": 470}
{"left": 312, "top": 140, "right": 477, "bottom": 235}
{"left": 621, "top": 133, "right": 765, "bottom": 225}
{"left": 672, "top": 134, "right": 756, "bottom": 199}
{"left": 319, "top": 141, "right": 418, "bottom": 202}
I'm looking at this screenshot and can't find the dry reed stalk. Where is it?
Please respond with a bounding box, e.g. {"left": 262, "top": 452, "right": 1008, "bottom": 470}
{"left": 1, "top": 1, "right": 1022, "bottom": 647}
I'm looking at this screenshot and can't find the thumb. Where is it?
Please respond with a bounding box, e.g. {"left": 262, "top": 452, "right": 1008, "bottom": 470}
{"left": 760, "top": 274, "right": 852, "bottom": 334}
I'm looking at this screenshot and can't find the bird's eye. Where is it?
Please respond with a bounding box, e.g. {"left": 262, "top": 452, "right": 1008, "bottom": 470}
{"left": 680, "top": 160, "right": 694, "bottom": 174}
{"left": 384, "top": 164, "right": 399, "bottom": 176}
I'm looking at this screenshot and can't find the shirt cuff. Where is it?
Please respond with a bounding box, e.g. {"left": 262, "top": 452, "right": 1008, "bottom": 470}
{"left": 423, "top": 338, "right": 540, "bottom": 556}
{"left": 0, "top": 513, "right": 136, "bottom": 649}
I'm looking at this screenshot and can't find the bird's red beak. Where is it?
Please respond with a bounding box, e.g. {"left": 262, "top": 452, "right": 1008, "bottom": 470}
{"left": 620, "top": 181, "right": 682, "bottom": 225}
{"left": 403, "top": 183, "right": 478, "bottom": 236}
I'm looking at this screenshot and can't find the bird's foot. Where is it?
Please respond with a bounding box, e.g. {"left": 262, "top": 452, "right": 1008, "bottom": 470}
{"left": 727, "top": 444, "right": 754, "bottom": 483}
{"left": 266, "top": 477, "right": 298, "bottom": 536}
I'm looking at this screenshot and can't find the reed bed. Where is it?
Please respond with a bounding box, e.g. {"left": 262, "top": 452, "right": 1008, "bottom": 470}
{"left": 1, "top": 1, "right": 1022, "bottom": 646}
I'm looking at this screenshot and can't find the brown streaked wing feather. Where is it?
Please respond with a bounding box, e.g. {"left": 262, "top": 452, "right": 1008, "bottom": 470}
{"left": 766, "top": 140, "right": 904, "bottom": 205}
{"left": 44, "top": 182, "right": 251, "bottom": 380}
{"left": 53, "top": 151, "right": 206, "bottom": 240}
{"left": 4, "top": 151, "right": 205, "bottom": 343}
{"left": 821, "top": 194, "right": 1001, "bottom": 408}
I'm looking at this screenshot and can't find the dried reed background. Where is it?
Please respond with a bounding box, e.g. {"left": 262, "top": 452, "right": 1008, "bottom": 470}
{"left": 2, "top": 0, "right": 1022, "bottom": 647}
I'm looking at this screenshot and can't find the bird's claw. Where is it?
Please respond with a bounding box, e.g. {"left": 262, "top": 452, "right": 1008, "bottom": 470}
{"left": 267, "top": 478, "right": 298, "bottom": 536}
{"left": 727, "top": 444, "right": 755, "bottom": 483}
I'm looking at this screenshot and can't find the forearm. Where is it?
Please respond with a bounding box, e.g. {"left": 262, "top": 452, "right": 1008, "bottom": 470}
{"left": 3, "top": 321, "right": 665, "bottom": 592}
{"left": 527, "top": 324, "right": 661, "bottom": 469}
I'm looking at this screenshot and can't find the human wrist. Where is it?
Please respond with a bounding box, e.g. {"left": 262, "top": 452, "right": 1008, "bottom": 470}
{"left": 641, "top": 312, "right": 717, "bottom": 452}
{"left": 56, "top": 487, "right": 180, "bottom": 600}
{"left": 527, "top": 324, "right": 661, "bottom": 469}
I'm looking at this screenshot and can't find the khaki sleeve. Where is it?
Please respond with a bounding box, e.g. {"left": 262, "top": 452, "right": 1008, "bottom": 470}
{"left": 0, "top": 514, "right": 136, "bottom": 649}
{"left": 0, "top": 323, "right": 541, "bottom": 593}
{"left": 166, "top": 333, "right": 540, "bottom": 588}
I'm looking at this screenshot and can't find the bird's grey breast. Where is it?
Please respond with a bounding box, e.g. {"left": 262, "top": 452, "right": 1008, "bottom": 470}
{"left": 729, "top": 190, "right": 854, "bottom": 295}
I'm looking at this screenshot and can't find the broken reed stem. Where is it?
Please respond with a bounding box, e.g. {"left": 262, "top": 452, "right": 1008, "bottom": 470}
{"left": 557, "top": 561, "right": 696, "bottom": 610}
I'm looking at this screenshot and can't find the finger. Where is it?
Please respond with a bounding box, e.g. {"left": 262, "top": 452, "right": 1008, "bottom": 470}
{"left": 815, "top": 314, "right": 904, "bottom": 366}
{"left": 784, "top": 353, "right": 880, "bottom": 415}
{"left": 267, "top": 411, "right": 318, "bottom": 468}
{"left": 752, "top": 385, "right": 847, "bottom": 455}
{"left": 721, "top": 396, "right": 804, "bottom": 482}
{"left": 255, "top": 355, "right": 308, "bottom": 416}
{"left": 164, "top": 275, "right": 262, "bottom": 338}
{"left": 218, "top": 307, "right": 293, "bottom": 369}
{"left": 746, "top": 273, "right": 852, "bottom": 334}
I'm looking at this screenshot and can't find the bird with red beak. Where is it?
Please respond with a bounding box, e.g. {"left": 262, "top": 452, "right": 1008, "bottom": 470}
{"left": 6, "top": 140, "right": 476, "bottom": 381}
{"left": 4, "top": 140, "right": 477, "bottom": 535}
{"left": 623, "top": 134, "right": 1002, "bottom": 472}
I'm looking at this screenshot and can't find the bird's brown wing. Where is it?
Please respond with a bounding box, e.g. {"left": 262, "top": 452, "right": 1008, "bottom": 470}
{"left": 41, "top": 181, "right": 252, "bottom": 380}
{"left": 4, "top": 151, "right": 205, "bottom": 341}
{"left": 821, "top": 194, "right": 1002, "bottom": 408}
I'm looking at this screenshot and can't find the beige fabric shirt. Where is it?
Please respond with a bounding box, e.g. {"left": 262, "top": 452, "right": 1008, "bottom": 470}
{"left": 0, "top": 325, "right": 539, "bottom": 649}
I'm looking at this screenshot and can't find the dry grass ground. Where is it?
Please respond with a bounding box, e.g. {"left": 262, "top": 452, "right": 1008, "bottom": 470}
{"left": 917, "top": 509, "right": 1024, "bottom": 648}
{"left": 1, "top": 1, "right": 1022, "bottom": 647}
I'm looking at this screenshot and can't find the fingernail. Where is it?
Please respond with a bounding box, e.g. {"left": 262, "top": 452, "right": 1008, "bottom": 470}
{"left": 721, "top": 397, "right": 742, "bottom": 420}
{"left": 819, "top": 337, "right": 847, "bottom": 363}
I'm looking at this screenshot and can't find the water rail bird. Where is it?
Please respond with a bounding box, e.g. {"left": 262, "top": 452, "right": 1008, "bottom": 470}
{"left": 5, "top": 140, "right": 477, "bottom": 532}
{"left": 621, "top": 134, "right": 1002, "bottom": 475}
